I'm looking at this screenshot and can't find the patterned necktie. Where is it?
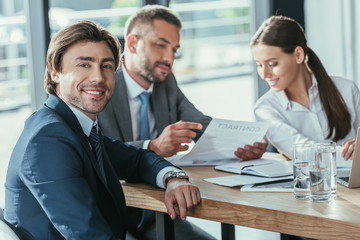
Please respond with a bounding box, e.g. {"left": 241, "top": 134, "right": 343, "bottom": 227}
{"left": 139, "top": 92, "right": 151, "bottom": 140}
{"left": 88, "top": 126, "right": 107, "bottom": 183}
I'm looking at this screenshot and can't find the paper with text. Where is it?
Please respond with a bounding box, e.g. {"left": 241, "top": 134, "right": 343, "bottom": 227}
{"left": 170, "top": 119, "right": 268, "bottom": 166}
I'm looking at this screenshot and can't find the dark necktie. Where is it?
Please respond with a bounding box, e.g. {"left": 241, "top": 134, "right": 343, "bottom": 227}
{"left": 139, "top": 92, "right": 151, "bottom": 140}
{"left": 89, "top": 126, "right": 107, "bottom": 183}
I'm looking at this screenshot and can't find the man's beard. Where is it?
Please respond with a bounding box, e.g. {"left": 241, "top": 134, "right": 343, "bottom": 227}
{"left": 138, "top": 58, "right": 170, "bottom": 83}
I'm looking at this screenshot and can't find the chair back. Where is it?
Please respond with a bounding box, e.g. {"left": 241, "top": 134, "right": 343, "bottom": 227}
{"left": 0, "top": 208, "right": 20, "bottom": 240}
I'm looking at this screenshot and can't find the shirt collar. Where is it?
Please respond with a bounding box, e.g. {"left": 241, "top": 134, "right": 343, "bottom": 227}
{"left": 122, "top": 64, "right": 153, "bottom": 99}
{"left": 274, "top": 91, "right": 291, "bottom": 110}
{"left": 310, "top": 74, "right": 318, "bottom": 88}
{"left": 275, "top": 74, "right": 318, "bottom": 110}
{"left": 67, "top": 104, "right": 97, "bottom": 137}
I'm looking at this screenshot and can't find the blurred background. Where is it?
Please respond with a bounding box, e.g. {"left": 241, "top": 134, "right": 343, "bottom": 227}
{"left": 1, "top": 0, "right": 359, "bottom": 239}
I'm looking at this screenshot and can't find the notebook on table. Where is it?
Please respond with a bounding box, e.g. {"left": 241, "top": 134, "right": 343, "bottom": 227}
{"left": 337, "top": 128, "right": 360, "bottom": 188}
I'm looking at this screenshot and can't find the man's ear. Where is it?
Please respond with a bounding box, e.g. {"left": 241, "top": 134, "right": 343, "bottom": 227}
{"left": 51, "top": 71, "right": 60, "bottom": 83}
{"left": 294, "top": 46, "right": 305, "bottom": 64}
{"left": 126, "top": 34, "right": 139, "bottom": 54}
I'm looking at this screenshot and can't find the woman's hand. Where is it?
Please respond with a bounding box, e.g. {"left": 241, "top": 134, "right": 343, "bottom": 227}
{"left": 342, "top": 139, "right": 356, "bottom": 160}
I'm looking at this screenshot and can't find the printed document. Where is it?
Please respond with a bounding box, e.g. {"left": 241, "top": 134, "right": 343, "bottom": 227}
{"left": 169, "top": 118, "right": 268, "bottom": 166}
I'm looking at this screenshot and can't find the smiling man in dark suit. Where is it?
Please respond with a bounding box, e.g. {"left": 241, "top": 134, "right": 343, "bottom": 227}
{"left": 4, "top": 20, "right": 201, "bottom": 240}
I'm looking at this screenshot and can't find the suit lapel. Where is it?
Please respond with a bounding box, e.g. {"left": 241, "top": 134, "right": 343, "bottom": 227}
{"left": 152, "top": 81, "right": 171, "bottom": 134}
{"left": 45, "top": 94, "right": 109, "bottom": 187}
{"left": 110, "top": 72, "right": 134, "bottom": 141}
{"left": 84, "top": 139, "right": 109, "bottom": 187}
{"left": 99, "top": 134, "right": 126, "bottom": 214}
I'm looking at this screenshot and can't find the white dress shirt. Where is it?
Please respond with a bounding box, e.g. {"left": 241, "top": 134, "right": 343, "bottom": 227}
{"left": 122, "top": 65, "right": 157, "bottom": 147}
{"left": 68, "top": 105, "right": 98, "bottom": 137}
{"left": 254, "top": 75, "right": 360, "bottom": 158}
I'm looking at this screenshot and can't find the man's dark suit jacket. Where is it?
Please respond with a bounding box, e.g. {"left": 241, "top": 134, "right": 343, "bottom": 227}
{"left": 4, "top": 94, "right": 173, "bottom": 240}
{"left": 99, "top": 70, "right": 211, "bottom": 146}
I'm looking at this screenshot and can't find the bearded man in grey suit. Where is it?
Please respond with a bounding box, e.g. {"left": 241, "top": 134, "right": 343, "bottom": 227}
{"left": 99, "top": 5, "right": 268, "bottom": 240}
{"left": 99, "top": 5, "right": 267, "bottom": 160}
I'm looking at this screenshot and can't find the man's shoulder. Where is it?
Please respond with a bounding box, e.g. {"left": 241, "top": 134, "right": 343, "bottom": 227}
{"left": 26, "top": 106, "right": 73, "bottom": 139}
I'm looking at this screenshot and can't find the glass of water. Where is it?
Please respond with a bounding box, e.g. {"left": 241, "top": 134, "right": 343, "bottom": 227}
{"left": 316, "top": 142, "right": 337, "bottom": 198}
{"left": 292, "top": 143, "right": 315, "bottom": 199}
{"left": 309, "top": 144, "right": 333, "bottom": 202}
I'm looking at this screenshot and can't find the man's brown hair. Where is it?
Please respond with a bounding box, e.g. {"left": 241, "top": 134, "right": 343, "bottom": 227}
{"left": 44, "top": 20, "right": 121, "bottom": 94}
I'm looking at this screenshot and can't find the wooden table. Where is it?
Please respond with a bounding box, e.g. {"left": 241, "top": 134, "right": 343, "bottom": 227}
{"left": 122, "top": 166, "right": 360, "bottom": 240}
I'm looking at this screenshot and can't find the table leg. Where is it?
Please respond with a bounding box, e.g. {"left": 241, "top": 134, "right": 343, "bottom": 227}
{"left": 155, "top": 212, "right": 174, "bottom": 240}
{"left": 280, "top": 233, "right": 312, "bottom": 240}
{"left": 221, "top": 223, "right": 235, "bottom": 240}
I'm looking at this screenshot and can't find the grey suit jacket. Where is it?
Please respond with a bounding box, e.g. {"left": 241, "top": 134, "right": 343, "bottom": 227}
{"left": 99, "top": 70, "right": 211, "bottom": 148}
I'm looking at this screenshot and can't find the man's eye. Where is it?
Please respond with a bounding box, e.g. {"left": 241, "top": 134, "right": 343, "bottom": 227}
{"left": 157, "top": 43, "right": 166, "bottom": 48}
{"left": 102, "top": 64, "right": 114, "bottom": 70}
{"left": 79, "top": 63, "right": 88, "bottom": 68}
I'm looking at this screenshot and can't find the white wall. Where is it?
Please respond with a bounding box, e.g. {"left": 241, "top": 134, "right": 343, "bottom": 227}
{"left": 305, "top": 0, "right": 359, "bottom": 85}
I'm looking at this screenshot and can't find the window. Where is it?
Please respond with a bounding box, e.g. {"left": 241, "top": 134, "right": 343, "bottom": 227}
{"left": 49, "top": 0, "right": 139, "bottom": 40}
{"left": 0, "top": 0, "right": 30, "bottom": 111}
{"left": 169, "top": 0, "right": 255, "bottom": 121}
{"left": 170, "top": 0, "right": 253, "bottom": 83}
{"left": 0, "top": 0, "right": 32, "bottom": 208}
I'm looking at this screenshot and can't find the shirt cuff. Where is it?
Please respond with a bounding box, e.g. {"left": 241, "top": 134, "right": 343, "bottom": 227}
{"left": 142, "top": 140, "right": 151, "bottom": 149}
{"left": 156, "top": 166, "right": 179, "bottom": 189}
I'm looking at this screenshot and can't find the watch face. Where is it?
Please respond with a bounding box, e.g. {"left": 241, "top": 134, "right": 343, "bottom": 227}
{"left": 173, "top": 171, "right": 187, "bottom": 178}
{"left": 165, "top": 170, "right": 189, "bottom": 187}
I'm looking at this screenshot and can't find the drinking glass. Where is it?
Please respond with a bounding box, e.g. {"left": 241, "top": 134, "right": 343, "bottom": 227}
{"left": 292, "top": 143, "right": 314, "bottom": 199}
{"left": 309, "top": 144, "right": 333, "bottom": 202}
{"left": 316, "top": 142, "right": 337, "bottom": 197}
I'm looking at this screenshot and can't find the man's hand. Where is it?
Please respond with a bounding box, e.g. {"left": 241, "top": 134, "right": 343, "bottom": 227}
{"left": 149, "top": 121, "right": 202, "bottom": 157}
{"left": 342, "top": 139, "right": 356, "bottom": 160}
{"left": 234, "top": 138, "right": 268, "bottom": 160}
{"left": 164, "top": 179, "right": 201, "bottom": 221}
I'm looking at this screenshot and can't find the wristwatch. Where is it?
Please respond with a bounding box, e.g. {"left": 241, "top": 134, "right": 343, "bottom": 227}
{"left": 165, "top": 170, "right": 189, "bottom": 188}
